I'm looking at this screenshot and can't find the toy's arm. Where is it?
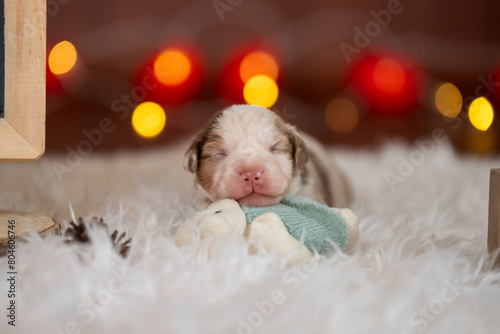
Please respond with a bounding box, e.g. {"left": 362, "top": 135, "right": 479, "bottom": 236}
{"left": 248, "top": 212, "right": 313, "bottom": 261}
{"left": 175, "top": 199, "right": 247, "bottom": 247}
{"left": 330, "top": 208, "right": 359, "bottom": 249}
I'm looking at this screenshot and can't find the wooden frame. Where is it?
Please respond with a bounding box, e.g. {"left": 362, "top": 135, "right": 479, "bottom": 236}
{"left": 0, "top": 0, "right": 46, "bottom": 161}
{"left": 488, "top": 169, "right": 500, "bottom": 267}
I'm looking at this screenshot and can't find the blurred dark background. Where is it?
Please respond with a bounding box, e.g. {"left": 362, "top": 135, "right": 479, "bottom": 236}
{"left": 46, "top": 0, "right": 500, "bottom": 154}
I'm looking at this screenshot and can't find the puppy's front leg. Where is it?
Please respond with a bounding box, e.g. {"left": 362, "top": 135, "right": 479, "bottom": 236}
{"left": 249, "top": 212, "right": 312, "bottom": 261}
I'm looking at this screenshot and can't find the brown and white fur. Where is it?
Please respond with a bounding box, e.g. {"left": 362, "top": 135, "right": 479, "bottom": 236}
{"left": 184, "top": 104, "right": 352, "bottom": 209}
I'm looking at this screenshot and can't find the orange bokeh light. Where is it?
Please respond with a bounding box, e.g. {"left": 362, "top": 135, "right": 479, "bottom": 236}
{"left": 49, "top": 41, "right": 78, "bottom": 75}
{"left": 372, "top": 58, "right": 406, "bottom": 94}
{"left": 324, "top": 98, "right": 359, "bottom": 133}
{"left": 154, "top": 49, "right": 191, "bottom": 86}
{"left": 239, "top": 51, "right": 279, "bottom": 83}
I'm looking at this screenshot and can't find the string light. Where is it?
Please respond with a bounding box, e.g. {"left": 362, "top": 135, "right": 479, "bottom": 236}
{"left": 132, "top": 102, "right": 166, "bottom": 138}
{"left": 324, "top": 98, "right": 359, "bottom": 133}
{"left": 434, "top": 82, "right": 462, "bottom": 118}
{"left": 469, "top": 97, "right": 494, "bottom": 131}
{"left": 49, "top": 41, "right": 78, "bottom": 75}
{"left": 154, "top": 49, "right": 191, "bottom": 86}
{"left": 243, "top": 75, "right": 279, "bottom": 108}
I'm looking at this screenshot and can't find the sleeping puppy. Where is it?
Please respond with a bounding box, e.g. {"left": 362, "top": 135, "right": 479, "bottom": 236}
{"left": 184, "top": 104, "right": 352, "bottom": 209}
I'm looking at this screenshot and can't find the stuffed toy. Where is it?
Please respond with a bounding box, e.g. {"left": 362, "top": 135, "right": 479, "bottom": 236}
{"left": 175, "top": 197, "right": 359, "bottom": 261}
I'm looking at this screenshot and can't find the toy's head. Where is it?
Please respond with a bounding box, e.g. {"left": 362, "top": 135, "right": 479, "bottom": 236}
{"left": 175, "top": 199, "right": 246, "bottom": 246}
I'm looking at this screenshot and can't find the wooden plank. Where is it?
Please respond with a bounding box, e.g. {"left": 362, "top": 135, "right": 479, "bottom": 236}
{"left": 0, "top": 0, "right": 4, "bottom": 118}
{"left": 0, "top": 118, "right": 41, "bottom": 160}
{"left": 0, "top": 211, "right": 60, "bottom": 255}
{"left": 0, "top": 0, "right": 46, "bottom": 161}
{"left": 488, "top": 169, "right": 500, "bottom": 267}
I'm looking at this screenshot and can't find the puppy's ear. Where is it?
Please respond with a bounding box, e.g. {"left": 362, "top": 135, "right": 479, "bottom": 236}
{"left": 184, "top": 109, "right": 224, "bottom": 173}
{"left": 183, "top": 135, "right": 203, "bottom": 173}
{"left": 285, "top": 124, "right": 309, "bottom": 169}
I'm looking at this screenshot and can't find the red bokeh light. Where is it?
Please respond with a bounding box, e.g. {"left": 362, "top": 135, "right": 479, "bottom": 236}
{"left": 134, "top": 44, "right": 204, "bottom": 107}
{"left": 216, "top": 43, "right": 281, "bottom": 104}
{"left": 491, "top": 62, "right": 500, "bottom": 108}
{"left": 46, "top": 62, "right": 63, "bottom": 95}
{"left": 372, "top": 58, "right": 406, "bottom": 94}
{"left": 346, "top": 53, "right": 422, "bottom": 115}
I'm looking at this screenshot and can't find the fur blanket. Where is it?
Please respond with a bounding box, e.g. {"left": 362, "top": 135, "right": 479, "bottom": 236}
{"left": 1, "top": 141, "right": 500, "bottom": 334}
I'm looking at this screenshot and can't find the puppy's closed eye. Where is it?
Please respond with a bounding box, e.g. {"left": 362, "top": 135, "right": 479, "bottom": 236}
{"left": 270, "top": 138, "right": 292, "bottom": 154}
{"left": 270, "top": 144, "right": 287, "bottom": 153}
{"left": 203, "top": 149, "right": 227, "bottom": 160}
{"left": 201, "top": 139, "right": 228, "bottom": 160}
{"left": 213, "top": 150, "right": 227, "bottom": 158}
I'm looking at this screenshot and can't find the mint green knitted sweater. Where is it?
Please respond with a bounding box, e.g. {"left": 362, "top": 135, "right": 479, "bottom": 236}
{"left": 242, "top": 197, "right": 350, "bottom": 255}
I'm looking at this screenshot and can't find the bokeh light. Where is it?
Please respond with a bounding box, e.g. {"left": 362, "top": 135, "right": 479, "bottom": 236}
{"left": 468, "top": 97, "right": 494, "bottom": 131}
{"left": 154, "top": 49, "right": 191, "bottom": 86}
{"left": 324, "top": 98, "right": 359, "bottom": 133}
{"left": 372, "top": 58, "right": 406, "bottom": 94}
{"left": 135, "top": 46, "right": 204, "bottom": 106}
{"left": 132, "top": 102, "right": 166, "bottom": 138}
{"left": 346, "top": 53, "right": 421, "bottom": 115}
{"left": 492, "top": 63, "right": 500, "bottom": 107}
{"left": 467, "top": 128, "right": 496, "bottom": 154}
{"left": 49, "top": 41, "right": 78, "bottom": 75}
{"left": 243, "top": 75, "right": 279, "bottom": 108}
{"left": 239, "top": 51, "right": 279, "bottom": 83}
{"left": 434, "top": 82, "right": 462, "bottom": 118}
{"left": 216, "top": 44, "right": 281, "bottom": 104}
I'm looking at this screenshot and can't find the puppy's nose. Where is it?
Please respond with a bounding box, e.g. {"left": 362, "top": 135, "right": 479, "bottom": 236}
{"left": 241, "top": 170, "right": 263, "bottom": 183}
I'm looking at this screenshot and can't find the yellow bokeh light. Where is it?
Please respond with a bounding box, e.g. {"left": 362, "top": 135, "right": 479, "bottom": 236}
{"left": 243, "top": 75, "right": 279, "bottom": 108}
{"left": 49, "top": 41, "right": 78, "bottom": 75}
{"left": 468, "top": 97, "right": 494, "bottom": 131}
{"left": 132, "top": 102, "right": 166, "bottom": 138}
{"left": 154, "top": 49, "right": 191, "bottom": 86}
{"left": 324, "top": 98, "right": 359, "bottom": 133}
{"left": 435, "top": 82, "right": 462, "bottom": 118}
{"left": 239, "top": 51, "right": 279, "bottom": 83}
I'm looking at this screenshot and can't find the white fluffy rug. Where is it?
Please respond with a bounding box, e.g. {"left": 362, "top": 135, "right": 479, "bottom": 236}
{"left": 1, "top": 140, "right": 500, "bottom": 334}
